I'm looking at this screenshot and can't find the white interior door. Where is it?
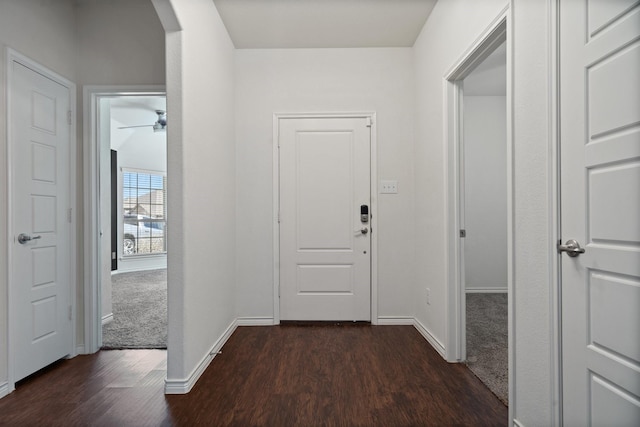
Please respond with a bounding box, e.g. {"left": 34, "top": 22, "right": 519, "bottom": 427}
{"left": 560, "top": 1, "right": 640, "bottom": 425}
{"left": 10, "top": 60, "right": 73, "bottom": 381}
{"left": 279, "top": 117, "right": 371, "bottom": 321}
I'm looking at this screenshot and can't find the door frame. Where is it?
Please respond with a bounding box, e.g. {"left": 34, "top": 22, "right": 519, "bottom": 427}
{"left": 443, "top": 2, "right": 514, "bottom": 406}
{"left": 82, "top": 85, "right": 166, "bottom": 354}
{"left": 272, "top": 112, "right": 378, "bottom": 324}
{"left": 6, "top": 48, "right": 77, "bottom": 392}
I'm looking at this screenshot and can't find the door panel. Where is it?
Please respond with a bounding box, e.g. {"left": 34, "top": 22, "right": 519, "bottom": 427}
{"left": 589, "top": 163, "right": 640, "bottom": 243}
{"left": 560, "top": 1, "right": 640, "bottom": 425}
{"left": 11, "top": 61, "right": 72, "bottom": 381}
{"left": 588, "top": 0, "right": 640, "bottom": 38}
{"left": 279, "top": 117, "right": 371, "bottom": 321}
{"left": 589, "top": 273, "right": 640, "bottom": 363}
{"left": 296, "top": 132, "right": 353, "bottom": 250}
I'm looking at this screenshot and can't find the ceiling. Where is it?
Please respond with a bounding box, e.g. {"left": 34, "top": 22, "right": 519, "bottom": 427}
{"left": 110, "top": 96, "right": 167, "bottom": 150}
{"left": 106, "top": 1, "right": 500, "bottom": 127}
{"left": 212, "top": 0, "right": 438, "bottom": 49}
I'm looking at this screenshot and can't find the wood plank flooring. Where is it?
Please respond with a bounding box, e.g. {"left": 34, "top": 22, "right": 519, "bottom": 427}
{"left": 0, "top": 325, "right": 507, "bottom": 426}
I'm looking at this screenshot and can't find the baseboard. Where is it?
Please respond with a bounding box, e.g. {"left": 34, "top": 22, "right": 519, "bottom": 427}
{"left": 164, "top": 318, "right": 238, "bottom": 395}
{"left": 102, "top": 313, "right": 113, "bottom": 325}
{"left": 466, "top": 287, "right": 508, "bottom": 293}
{"left": 513, "top": 419, "right": 525, "bottom": 427}
{"left": 377, "top": 316, "right": 414, "bottom": 325}
{"left": 237, "top": 317, "right": 275, "bottom": 326}
{"left": 0, "top": 382, "right": 9, "bottom": 399}
{"left": 76, "top": 345, "right": 86, "bottom": 355}
{"left": 413, "top": 318, "right": 446, "bottom": 358}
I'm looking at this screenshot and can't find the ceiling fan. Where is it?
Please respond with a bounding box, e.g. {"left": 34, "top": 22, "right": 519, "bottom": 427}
{"left": 118, "top": 110, "right": 167, "bottom": 132}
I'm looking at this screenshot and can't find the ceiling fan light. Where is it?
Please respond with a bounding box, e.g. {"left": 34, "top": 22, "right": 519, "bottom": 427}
{"left": 153, "top": 110, "right": 167, "bottom": 132}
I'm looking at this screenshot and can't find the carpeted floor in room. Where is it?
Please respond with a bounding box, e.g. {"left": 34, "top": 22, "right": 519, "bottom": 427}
{"left": 466, "top": 292, "right": 508, "bottom": 404}
{"left": 102, "top": 268, "right": 167, "bottom": 349}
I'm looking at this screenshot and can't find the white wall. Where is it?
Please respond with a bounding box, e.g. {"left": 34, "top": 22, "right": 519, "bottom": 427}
{"left": 114, "top": 131, "right": 167, "bottom": 171}
{"left": 463, "top": 96, "right": 507, "bottom": 291}
{"left": 511, "top": 0, "right": 558, "bottom": 424}
{"left": 413, "top": 0, "right": 508, "bottom": 350}
{"left": 76, "top": 0, "right": 166, "bottom": 86}
{"left": 156, "top": 0, "right": 237, "bottom": 387}
{"left": 0, "top": 0, "right": 78, "bottom": 395}
{"left": 235, "top": 48, "right": 416, "bottom": 321}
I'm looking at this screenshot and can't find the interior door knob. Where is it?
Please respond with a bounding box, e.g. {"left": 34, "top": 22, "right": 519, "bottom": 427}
{"left": 355, "top": 227, "right": 368, "bottom": 235}
{"left": 18, "top": 233, "right": 41, "bottom": 244}
{"left": 557, "top": 239, "right": 585, "bottom": 257}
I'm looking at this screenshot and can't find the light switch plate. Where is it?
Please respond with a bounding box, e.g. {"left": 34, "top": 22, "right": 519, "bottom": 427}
{"left": 380, "top": 180, "right": 398, "bottom": 194}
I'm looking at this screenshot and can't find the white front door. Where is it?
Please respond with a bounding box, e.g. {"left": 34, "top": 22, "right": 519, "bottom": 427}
{"left": 10, "top": 60, "right": 73, "bottom": 381}
{"left": 279, "top": 117, "right": 371, "bottom": 321}
{"left": 560, "top": 1, "right": 640, "bottom": 425}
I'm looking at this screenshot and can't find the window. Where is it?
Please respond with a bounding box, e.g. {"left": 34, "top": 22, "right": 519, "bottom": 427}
{"left": 122, "top": 170, "right": 167, "bottom": 256}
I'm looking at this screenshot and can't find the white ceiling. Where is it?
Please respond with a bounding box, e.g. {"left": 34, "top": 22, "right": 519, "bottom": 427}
{"left": 110, "top": 96, "right": 166, "bottom": 150}
{"left": 106, "top": 1, "right": 499, "bottom": 127}
{"left": 212, "top": 0, "right": 438, "bottom": 49}
{"left": 463, "top": 42, "right": 507, "bottom": 96}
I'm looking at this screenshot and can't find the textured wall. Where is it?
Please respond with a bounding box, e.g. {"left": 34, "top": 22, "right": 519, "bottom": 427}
{"left": 235, "top": 48, "right": 416, "bottom": 321}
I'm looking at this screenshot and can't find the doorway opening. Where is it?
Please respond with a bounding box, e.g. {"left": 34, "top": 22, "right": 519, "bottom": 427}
{"left": 444, "top": 11, "right": 512, "bottom": 407}
{"left": 83, "top": 88, "right": 167, "bottom": 353}
{"left": 460, "top": 41, "right": 508, "bottom": 404}
{"left": 102, "top": 96, "right": 167, "bottom": 349}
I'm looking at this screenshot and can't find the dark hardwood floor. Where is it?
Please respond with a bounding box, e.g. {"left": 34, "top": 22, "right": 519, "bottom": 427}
{"left": 0, "top": 325, "right": 507, "bottom": 426}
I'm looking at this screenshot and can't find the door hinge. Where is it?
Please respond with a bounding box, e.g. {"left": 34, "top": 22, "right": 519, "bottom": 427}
{"left": 278, "top": 212, "right": 281, "bottom": 223}
{"left": 366, "top": 117, "right": 373, "bottom": 127}
{"left": 67, "top": 110, "right": 72, "bottom": 125}
{"left": 460, "top": 229, "right": 466, "bottom": 238}
{"left": 67, "top": 208, "right": 73, "bottom": 223}
{"left": 68, "top": 305, "right": 72, "bottom": 321}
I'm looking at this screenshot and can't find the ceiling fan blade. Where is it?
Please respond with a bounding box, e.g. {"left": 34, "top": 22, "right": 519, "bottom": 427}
{"left": 118, "top": 124, "right": 154, "bottom": 129}
{"left": 118, "top": 111, "right": 166, "bottom": 131}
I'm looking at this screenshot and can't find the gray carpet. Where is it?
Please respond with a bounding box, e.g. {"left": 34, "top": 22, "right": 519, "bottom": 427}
{"left": 466, "top": 292, "right": 508, "bottom": 405}
{"left": 102, "top": 269, "right": 167, "bottom": 349}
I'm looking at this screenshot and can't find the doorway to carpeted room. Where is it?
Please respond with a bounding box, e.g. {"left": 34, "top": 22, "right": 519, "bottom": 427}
{"left": 102, "top": 269, "right": 167, "bottom": 349}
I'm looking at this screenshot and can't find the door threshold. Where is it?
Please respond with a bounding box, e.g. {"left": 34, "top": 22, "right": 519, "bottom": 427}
{"left": 279, "top": 321, "right": 372, "bottom": 327}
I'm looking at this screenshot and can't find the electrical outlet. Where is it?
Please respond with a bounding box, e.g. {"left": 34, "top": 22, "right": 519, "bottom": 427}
{"left": 426, "top": 288, "right": 431, "bottom": 305}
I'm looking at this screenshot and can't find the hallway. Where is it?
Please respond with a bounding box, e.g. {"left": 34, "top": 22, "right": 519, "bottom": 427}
{"left": 0, "top": 325, "right": 506, "bottom": 426}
